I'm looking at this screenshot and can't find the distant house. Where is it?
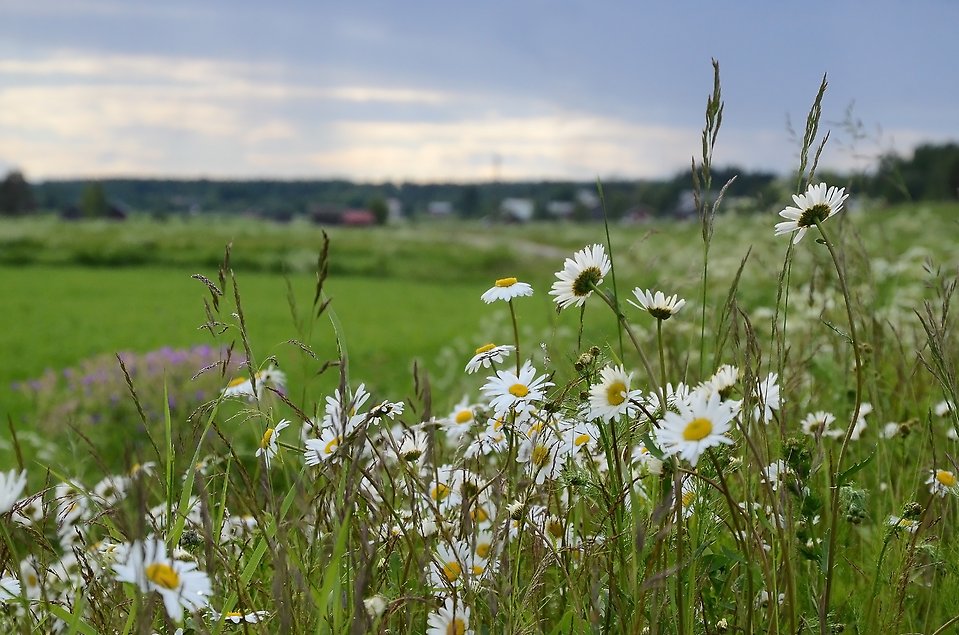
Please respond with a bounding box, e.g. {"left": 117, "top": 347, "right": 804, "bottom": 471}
{"left": 427, "top": 201, "right": 454, "bottom": 216}
{"left": 621, "top": 204, "right": 655, "bottom": 224}
{"left": 546, "top": 200, "right": 576, "bottom": 220}
{"left": 386, "top": 197, "right": 404, "bottom": 223}
{"left": 500, "top": 197, "right": 535, "bottom": 223}
{"left": 310, "top": 204, "right": 344, "bottom": 225}
{"left": 341, "top": 209, "right": 376, "bottom": 226}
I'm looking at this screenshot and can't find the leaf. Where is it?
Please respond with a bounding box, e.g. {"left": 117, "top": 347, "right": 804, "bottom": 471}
{"left": 838, "top": 446, "right": 876, "bottom": 486}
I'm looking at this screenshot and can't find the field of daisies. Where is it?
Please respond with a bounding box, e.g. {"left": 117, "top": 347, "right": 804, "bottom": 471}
{"left": 3, "top": 74, "right": 959, "bottom": 635}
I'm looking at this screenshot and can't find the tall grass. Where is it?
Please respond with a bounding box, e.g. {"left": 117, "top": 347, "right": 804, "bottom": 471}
{"left": 1, "top": 68, "right": 959, "bottom": 635}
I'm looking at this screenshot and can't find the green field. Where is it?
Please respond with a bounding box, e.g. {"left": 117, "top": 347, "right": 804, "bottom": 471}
{"left": 2, "top": 203, "right": 959, "bottom": 633}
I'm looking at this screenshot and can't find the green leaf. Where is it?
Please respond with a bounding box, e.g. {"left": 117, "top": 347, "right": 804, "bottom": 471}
{"left": 837, "top": 446, "right": 876, "bottom": 486}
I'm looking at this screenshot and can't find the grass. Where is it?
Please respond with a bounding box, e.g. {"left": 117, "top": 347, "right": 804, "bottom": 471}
{"left": 1, "top": 199, "right": 958, "bottom": 633}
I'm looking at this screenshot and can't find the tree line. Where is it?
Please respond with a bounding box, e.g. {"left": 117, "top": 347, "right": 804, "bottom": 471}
{"left": 2, "top": 142, "right": 957, "bottom": 219}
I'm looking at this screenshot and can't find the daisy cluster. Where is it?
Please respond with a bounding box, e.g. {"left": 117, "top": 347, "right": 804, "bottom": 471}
{"left": 3, "top": 182, "right": 959, "bottom": 631}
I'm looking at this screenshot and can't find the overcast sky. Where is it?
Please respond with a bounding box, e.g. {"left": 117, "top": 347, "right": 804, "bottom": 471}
{"left": 1, "top": 0, "right": 956, "bottom": 182}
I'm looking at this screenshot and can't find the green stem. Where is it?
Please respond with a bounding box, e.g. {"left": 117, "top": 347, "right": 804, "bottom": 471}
{"left": 508, "top": 299, "right": 521, "bottom": 374}
{"left": 815, "top": 218, "right": 865, "bottom": 634}
{"left": 700, "top": 245, "right": 709, "bottom": 378}
{"left": 590, "top": 283, "right": 659, "bottom": 396}
{"left": 657, "top": 319, "right": 669, "bottom": 414}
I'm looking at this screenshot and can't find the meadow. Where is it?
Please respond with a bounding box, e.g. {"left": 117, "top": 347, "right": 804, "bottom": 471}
{"left": 2, "top": 108, "right": 959, "bottom": 633}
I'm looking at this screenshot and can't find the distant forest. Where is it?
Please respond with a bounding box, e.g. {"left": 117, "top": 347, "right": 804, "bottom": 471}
{"left": 2, "top": 142, "right": 957, "bottom": 220}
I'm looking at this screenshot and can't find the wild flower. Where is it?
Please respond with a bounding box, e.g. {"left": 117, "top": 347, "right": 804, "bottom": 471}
{"left": 927, "top": 469, "right": 959, "bottom": 497}
{"left": 586, "top": 365, "right": 641, "bottom": 422}
{"left": 774, "top": 182, "right": 849, "bottom": 244}
{"left": 465, "top": 343, "right": 514, "bottom": 374}
{"left": 427, "top": 596, "right": 473, "bottom": 635}
{"left": 656, "top": 390, "right": 737, "bottom": 467}
{"left": 481, "top": 361, "right": 552, "bottom": 417}
{"left": 549, "top": 244, "right": 611, "bottom": 309}
{"left": 255, "top": 419, "right": 291, "bottom": 469}
{"left": 480, "top": 277, "right": 533, "bottom": 303}
{"left": 629, "top": 288, "right": 687, "bottom": 320}
{"left": 0, "top": 470, "right": 27, "bottom": 514}
{"left": 113, "top": 537, "right": 211, "bottom": 621}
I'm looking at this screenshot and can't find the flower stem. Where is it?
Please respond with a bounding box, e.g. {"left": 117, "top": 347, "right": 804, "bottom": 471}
{"left": 814, "top": 218, "right": 865, "bottom": 634}
{"left": 508, "top": 299, "right": 521, "bottom": 374}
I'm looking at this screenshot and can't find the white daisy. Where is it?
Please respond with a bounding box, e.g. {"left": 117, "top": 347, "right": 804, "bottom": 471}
{"left": 444, "top": 397, "right": 478, "bottom": 444}
{"left": 304, "top": 428, "right": 344, "bottom": 466}
{"left": 481, "top": 277, "right": 533, "bottom": 303}
{"left": 655, "top": 391, "right": 737, "bottom": 467}
{"left": 426, "top": 596, "right": 473, "bottom": 635}
{"left": 628, "top": 288, "right": 686, "bottom": 320}
{"left": 222, "top": 374, "right": 256, "bottom": 400}
{"left": 209, "top": 608, "right": 269, "bottom": 624}
{"left": 321, "top": 384, "right": 370, "bottom": 434}
{"left": 113, "top": 537, "right": 211, "bottom": 621}
{"left": 927, "top": 469, "right": 959, "bottom": 497}
{"left": 390, "top": 430, "right": 422, "bottom": 463}
{"left": 562, "top": 421, "right": 600, "bottom": 456}
{"left": 631, "top": 443, "right": 664, "bottom": 476}
{"left": 801, "top": 411, "right": 836, "bottom": 437}
{"left": 774, "top": 182, "right": 849, "bottom": 244}
{"left": 753, "top": 373, "right": 781, "bottom": 424}
{"left": 368, "top": 400, "right": 405, "bottom": 423}
{"left": 429, "top": 542, "right": 470, "bottom": 589}
{"left": 886, "top": 515, "right": 919, "bottom": 534}
{"left": 11, "top": 494, "right": 44, "bottom": 526}
{"left": 255, "top": 419, "right": 291, "bottom": 469}
{"left": 587, "top": 365, "right": 641, "bottom": 422}
{"left": 934, "top": 400, "right": 955, "bottom": 418}
{"left": 761, "top": 460, "right": 793, "bottom": 492}
{"left": 0, "top": 576, "right": 20, "bottom": 602}
{"left": 464, "top": 418, "right": 508, "bottom": 459}
{"left": 549, "top": 244, "right": 611, "bottom": 310}
{"left": 92, "top": 474, "right": 129, "bottom": 507}
{"left": 0, "top": 469, "right": 27, "bottom": 514}
{"left": 465, "top": 343, "right": 514, "bottom": 374}
{"left": 516, "top": 431, "right": 567, "bottom": 485}
{"left": 481, "top": 361, "right": 553, "bottom": 417}
{"left": 702, "top": 364, "right": 739, "bottom": 400}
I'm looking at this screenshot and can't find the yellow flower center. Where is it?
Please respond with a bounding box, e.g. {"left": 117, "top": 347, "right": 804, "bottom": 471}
{"left": 682, "top": 489, "right": 696, "bottom": 508}
{"left": 260, "top": 427, "right": 275, "bottom": 449}
{"left": 475, "top": 343, "right": 496, "bottom": 354}
{"left": 447, "top": 617, "right": 467, "bottom": 635}
{"left": 547, "top": 519, "right": 565, "bottom": 539}
{"left": 227, "top": 376, "right": 247, "bottom": 387}
{"left": 605, "top": 380, "right": 627, "bottom": 406}
{"left": 476, "top": 542, "right": 491, "bottom": 558}
{"left": 455, "top": 409, "right": 473, "bottom": 424}
{"left": 226, "top": 611, "right": 244, "bottom": 619}
{"left": 509, "top": 383, "right": 529, "bottom": 398}
{"left": 471, "top": 506, "right": 489, "bottom": 523}
{"left": 442, "top": 560, "right": 461, "bottom": 582}
{"left": 683, "top": 417, "right": 713, "bottom": 441}
{"left": 531, "top": 444, "right": 550, "bottom": 466}
{"left": 324, "top": 436, "right": 341, "bottom": 455}
{"left": 471, "top": 563, "right": 485, "bottom": 575}
{"left": 495, "top": 277, "right": 518, "bottom": 287}
{"left": 26, "top": 573, "right": 38, "bottom": 587}
{"left": 936, "top": 470, "right": 957, "bottom": 487}
{"left": 145, "top": 562, "right": 180, "bottom": 590}
{"left": 432, "top": 483, "right": 451, "bottom": 501}
{"left": 574, "top": 433, "right": 591, "bottom": 447}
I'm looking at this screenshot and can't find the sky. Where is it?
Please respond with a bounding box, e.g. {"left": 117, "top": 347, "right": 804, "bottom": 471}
{"left": 1, "top": 0, "right": 957, "bottom": 182}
